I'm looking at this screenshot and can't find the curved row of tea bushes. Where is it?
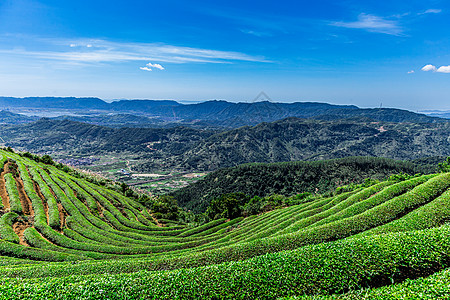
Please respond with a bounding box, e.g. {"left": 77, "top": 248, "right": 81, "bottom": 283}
{"left": 0, "top": 154, "right": 8, "bottom": 210}
{"left": 65, "top": 216, "right": 164, "bottom": 247}
{"left": 22, "top": 184, "right": 219, "bottom": 257}
{"left": 15, "top": 163, "right": 112, "bottom": 260}
{"left": 95, "top": 186, "right": 156, "bottom": 226}
{"left": 63, "top": 171, "right": 186, "bottom": 235}
{"left": 142, "top": 201, "right": 333, "bottom": 259}
{"left": 16, "top": 162, "right": 46, "bottom": 222}
{"left": 27, "top": 167, "right": 60, "bottom": 229}
{"left": 47, "top": 179, "right": 195, "bottom": 245}
{"left": 140, "top": 202, "right": 327, "bottom": 260}
{"left": 85, "top": 178, "right": 187, "bottom": 232}
{"left": 55, "top": 171, "right": 157, "bottom": 231}
{"left": 0, "top": 256, "right": 42, "bottom": 267}
{"left": 39, "top": 169, "right": 117, "bottom": 233}
{"left": 150, "top": 173, "right": 450, "bottom": 263}
{"left": 23, "top": 227, "right": 113, "bottom": 260}
{"left": 62, "top": 228, "right": 103, "bottom": 245}
{"left": 274, "top": 189, "right": 364, "bottom": 235}
{"left": 1, "top": 173, "right": 450, "bottom": 280}
{"left": 233, "top": 201, "right": 333, "bottom": 244}
{"left": 355, "top": 187, "right": 450, "bottom": 237}
{"left": 311, "top": 174, "right": 435, "bottom": 228}
{"left": 324, "top": 268, "right": 450, "bottom": 300}
{"left": 183, "top": 217, "right": 244, "bottom": 238}
{"left": 59, "top": 175, "right": 99, "bottom": 214}
{"left": 291, "top": 267, "right": 450, "bottom": 299}
{"left": 0, "top": 238, "right": 87, "bottom": 262}
{"left": 0, "top": 212, "right": 19, "bottom": 244}
{"left": 1, "top": 152, "right": 202, "bottom": 255}
{"left": 182, "top": 197, "right": 340, "bottom": 253}
{"left": 4, "top": 173, "right": 22, "bottom": 214}
{"left": 304, "top": 180, "right": 394, "bottom": 229}
{"left": 3, "top": 225, "right": 450, "bottom": 299}
{"left": 177, "top": 218, "right": 227, "bottom": 237}
{"left": 16, "top": 162, "right": 151, "bottom": 257}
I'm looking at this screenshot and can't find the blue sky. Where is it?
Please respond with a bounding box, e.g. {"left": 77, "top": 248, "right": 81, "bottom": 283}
{"left": 0, "top": 0, "right": 449, "bottom": 110}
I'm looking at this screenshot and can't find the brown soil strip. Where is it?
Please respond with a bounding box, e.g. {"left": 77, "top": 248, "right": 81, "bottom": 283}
{"left": 150, "top": 211, "right": 163, "bottom": 227}
{"left": 95, "top": 200, "right": 106, "bottom": 218}
{"left": 57, "top": 203, "right": 67, "bottom": 229}
{"left": 12, "top": 217, "right": 31, "bottom": 246}
{"left": 14, "top": 173, "right": 34, "bottom": 217}
{"left": 47, "top": 181, "right": 57, "bottom": 198}
{"left": 0, "top": 162, "right": 11, "bottom": 210}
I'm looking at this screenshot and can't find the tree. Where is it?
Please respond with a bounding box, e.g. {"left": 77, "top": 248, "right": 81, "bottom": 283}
{"left": 41, "top": 154, "right": 55, "bottom": 165}
{"left": 205, "top": 193, "right": 250, "bottom": 220}
{"left": 439, "top": 157, "right": 450, "bottom": 173}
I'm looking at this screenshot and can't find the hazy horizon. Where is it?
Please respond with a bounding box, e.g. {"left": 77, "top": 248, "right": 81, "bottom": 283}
{"left": 1, "top": 0, "right": 449, "bottom": 110}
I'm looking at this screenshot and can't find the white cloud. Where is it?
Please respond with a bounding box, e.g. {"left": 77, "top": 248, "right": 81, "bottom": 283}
{"left": 421, "top": 64, "right": 450, "bottom": 73}
{"left": 422, "top": 64, "right": 437, "bottom": 72}
{"left": 437, "top": 66, "right": 450, "bottom": 73}
{"left": 419, "top": 9, "right": 442, "bottom": 15}
{"left": 240, "top": 29, "right": 272, "bottom": 37}
{"left": 148, "top": 63, "right": 164, "bottom": 70}
{"left": 331, "top": 13, "right": 402, "bottom": 35}
{"left": 407, "top": 70, "right": 415, "bottom": 74}
{"left": 140, "top": 62, "right": 164, "bottom": 71}
{"left": 0, "top": 37, "right": 269, "bottom": 69}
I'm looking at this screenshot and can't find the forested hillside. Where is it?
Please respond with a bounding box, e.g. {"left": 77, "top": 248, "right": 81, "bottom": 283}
{"left": 1, "top": 118, "right": 449, "bottom": 172}
{"left": 172, "top": 156, "right": 439, "bottom": 212}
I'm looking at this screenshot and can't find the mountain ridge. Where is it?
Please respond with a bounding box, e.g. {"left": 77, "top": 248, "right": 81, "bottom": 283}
{"left": 1, "top": 117, "right": 449, "bottom": 172}
{"left": 0, "top": 97, "right": 445, "bottom": 127}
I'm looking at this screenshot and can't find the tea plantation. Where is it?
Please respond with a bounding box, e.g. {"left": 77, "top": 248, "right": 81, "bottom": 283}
{"left": 1, "top": 149, "right": 450, "bottom": 299}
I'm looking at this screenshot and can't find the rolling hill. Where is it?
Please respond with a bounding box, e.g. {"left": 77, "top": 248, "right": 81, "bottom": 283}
{"left": 1, "top": 149, "right": 450, "bottom": 298}
{"left": 172, "top": 156, "right": 440, "bottom": 212}
{"left": 1, "top": 118, "right": 449, "bottom": 173}
{"left": 0, "top": 111, "right": 39, "bottom": 124}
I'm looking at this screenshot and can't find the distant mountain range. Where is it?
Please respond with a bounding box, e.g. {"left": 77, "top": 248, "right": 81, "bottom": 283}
{"left": 1, "top": 118, "right": 449, "bottom": 172}
{"left": 0, "top": 96, "right": 446, "bottom": 128}
{"left": 424, "top": 110, "right": 450, "bottom": 119}
{"left": 0, "top": 110, "right": 39, "bottom": 124}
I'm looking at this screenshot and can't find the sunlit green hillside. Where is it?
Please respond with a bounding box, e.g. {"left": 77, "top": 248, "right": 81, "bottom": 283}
{"left": 1, "top": 149, "right": 450, "bottom": 299}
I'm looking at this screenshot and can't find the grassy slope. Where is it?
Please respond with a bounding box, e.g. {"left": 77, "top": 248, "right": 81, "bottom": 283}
{"left": 0, "top": 150, "right": 450, "bottom": 299}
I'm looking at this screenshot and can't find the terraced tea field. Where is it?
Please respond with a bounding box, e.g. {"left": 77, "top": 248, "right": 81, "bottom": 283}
{"left": 1, "top": 149, "right": 450, "bottom": 299}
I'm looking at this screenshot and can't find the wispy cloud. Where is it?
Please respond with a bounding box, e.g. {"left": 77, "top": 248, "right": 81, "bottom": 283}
{"left": 240, "top": 29, "right": 273, "bottom": 37}
{"left": 331, "top": 13, "right": 403, "bottom": 35}
{"left": 407, "top": 70, "right": 415, "bottom": 74}
{"left": 421, "top": 64, "right": 450, "bottom": 73}
{"left": 0, "top": 37, "right": 269, "bottom": 68}
{"left": 140, "top": 62, "right": 165, "bottom": 71}
{"left": 418, "top": 9, "right": 442, "bottom": 15}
